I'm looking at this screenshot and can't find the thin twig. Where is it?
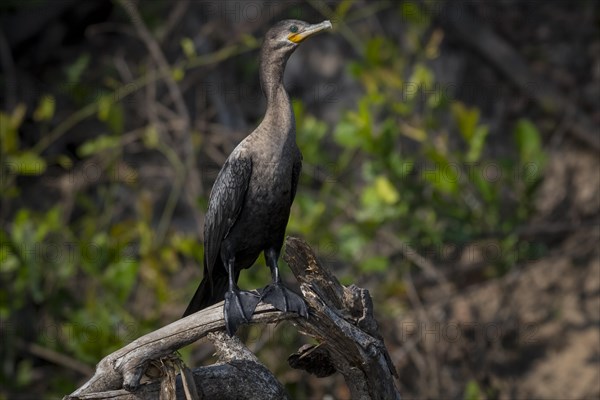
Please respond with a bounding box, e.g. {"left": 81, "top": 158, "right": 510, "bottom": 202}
{"left": 18, "top": 340, "right": 95, "bottom": 376}
{"left": 306, "top": 0, "right": 365, "bottom": 55}
{"left": 117, "top": 0, "right": 191, "bottom": 132}
{"left": 157, "top": 0, "right": 190, "bottom": 44}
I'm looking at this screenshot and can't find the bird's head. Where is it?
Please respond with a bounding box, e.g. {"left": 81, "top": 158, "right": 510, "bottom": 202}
{"left": 262, "top": 19, "right": 332, "bottom": 56}
{"left": 259, "top": 20, "right": 331, "bottom": 95}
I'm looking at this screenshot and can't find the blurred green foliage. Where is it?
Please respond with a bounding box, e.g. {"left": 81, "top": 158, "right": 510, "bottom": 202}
{"left": 289, "top": 12, "right": 545, "bottom": 282}
{"left": 0, "top": 1, "right": 547, "bottom": 397}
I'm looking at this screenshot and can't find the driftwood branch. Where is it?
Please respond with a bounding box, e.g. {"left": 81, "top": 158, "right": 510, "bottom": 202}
{"left": 67, "top": 331, "right": 288, "bottom": 400}
{"left": 284, "top": 237, "right": 400, "bottom": 400}
{"left": 66, "top": 237, "right": 400, "bottom": 399}
{"left": 66, "top": 303, "right": 292, "bottom": 399}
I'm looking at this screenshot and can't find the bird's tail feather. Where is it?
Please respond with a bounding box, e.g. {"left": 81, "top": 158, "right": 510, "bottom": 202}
{"left": 182, "top": 272, "right": 229, "bottom": 318}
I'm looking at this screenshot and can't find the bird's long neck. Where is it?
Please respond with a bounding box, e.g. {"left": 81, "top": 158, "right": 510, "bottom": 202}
{"left": 259, "top": 49, "right": 295, "bottom": 139}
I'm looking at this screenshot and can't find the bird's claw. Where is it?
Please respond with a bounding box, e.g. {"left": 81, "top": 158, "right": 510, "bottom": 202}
{"left": 224, "top": 289, "right": 261, "bottom": 336}
{"left": 260, "top": 283, "right": 308, "bottom": 318}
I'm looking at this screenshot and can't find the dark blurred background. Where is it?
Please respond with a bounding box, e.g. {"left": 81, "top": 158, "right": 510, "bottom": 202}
{"left": 1, "top": 0, "right": 598, "bottom": 399}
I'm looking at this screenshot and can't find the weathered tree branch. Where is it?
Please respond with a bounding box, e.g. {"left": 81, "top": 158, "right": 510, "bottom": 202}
{"left": 66, "top": 331, "right": 288, "bottom": 400}
{"left": 66, "top": 237, "right": 400, "bottom": 399}
{"left": 284, "top": 237, "right": 400, "bottom": 400}
{"left": 66, "top": 302, "right": 292, "bottom": 398}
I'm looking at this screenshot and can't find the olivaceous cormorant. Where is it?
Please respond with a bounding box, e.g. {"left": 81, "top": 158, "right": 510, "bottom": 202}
{"left": 182, "top": 20, "right": 332, "bottom": 335}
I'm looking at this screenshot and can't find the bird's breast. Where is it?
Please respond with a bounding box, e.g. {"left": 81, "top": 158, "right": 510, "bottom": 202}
{"left": 248, "top": 159, "right": 293, "bottom": 203}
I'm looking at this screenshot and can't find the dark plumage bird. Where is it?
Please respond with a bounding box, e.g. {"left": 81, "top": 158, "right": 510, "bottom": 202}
{"left": 183, "top": 20, "right": 332, "bottom": 335}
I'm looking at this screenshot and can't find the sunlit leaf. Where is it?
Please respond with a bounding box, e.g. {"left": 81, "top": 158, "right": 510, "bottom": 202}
{"left": 97, "top": 95, "right": 112, "bottom": 121}
{"left": 10, "top": 103, "right": 26, "bottom": 128}
{"left": 424, "top": 149, "right": 459, "bottom": 195}
{"left": 465, "top": 125, "right": 489, "bottom": 163}
{"left": 0, "top": 115, "right": 16, "bottom": 153}
{"left": 400, "top": 122, "right": 426, "bottom": 142}
{"left": 514, "top": 118, "right": 545, "bottom": 167}
{"left": 360, "top": 256, "right": 389, "bottom": 272}
{"left": 56, "top": 154, "right": 73, "bottom": 169}
{"left": 77, "top": 135, "right": 121, "bottom": 157}
{"left": 6, "top": 152, "right": 47, "bottom": 175}
{"left": 104, "top": 258, "right": 139, "bottom": 302}
{"left": 464, "top": 380, "right": 482, "bottom": 400}
{"left": 334, "top": 119, "right": 362, "bottom": 149}
{"left": 334, "top": 0, "right": 353, "bottom": 19}
{"left": 144, "top": 124, "right": 160, "bottom": 148}
{"left": 172, "top": 67, "right": 184, "bottom": 82}
{"left": 374, "top": 176, "right": 399, "bottom": 204}
{"left": 338, "top": 224, "right": 367, "bottom": 259}
{"left": 409, "top": 63, "right": 434, "bottom": 90}
{"left": 451, "top": 102, "right": 480, "bottom": 141}
{"left": 33, "top": 95, "right": 55, "bottom": 121}
{"left": 240, "top": 34, "right": 259, "bottom": 48}
{"left": 400, "top": 1, "right": 430, "bottom": 25}
{"left": 180, "top": 37, "right": 196, "bottom": 59}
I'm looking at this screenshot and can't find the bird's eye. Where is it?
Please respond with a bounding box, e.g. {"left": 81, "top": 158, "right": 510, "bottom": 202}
{"left": 289, "top": 25, "right": 298, "bottom": 33}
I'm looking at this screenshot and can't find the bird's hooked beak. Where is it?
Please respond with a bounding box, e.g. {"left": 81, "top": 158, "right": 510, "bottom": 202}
{"left": 288, "top": 20, "right": 332, "bottom": 43}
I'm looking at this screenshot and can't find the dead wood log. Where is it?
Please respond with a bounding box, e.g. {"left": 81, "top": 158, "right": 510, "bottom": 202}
{"left": 65, "top": 237, "right": 400, "bottom": 400}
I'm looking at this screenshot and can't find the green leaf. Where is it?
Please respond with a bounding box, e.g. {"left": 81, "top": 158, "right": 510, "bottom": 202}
{"left": 104, "top": 258, "right": 139, "bottom": 302}
{"left": 472, "top": 168, "right": 494, "bottom": 203}
{"left": 334, "top": 0, "right": 353, "bottom": 19}
{"left": 400, "top": 1, "right": 430, "bottom": 25}
{"left": 10, "top": 103, "right": 26, "bottom": 128}
{"left": 97, "top": 95, "right": 112, "bottom": 121}
{"left": 33, "top": 95, "right": 56, "bottom": 121}
{"left": 180, "top": 37, "right": 196, "bottom": 59}
{"left": 107, "top": 102, "right": 124, "bottom": 135}
{"left": 338, "top": 224, "right": 367, "bottom": 259}
{"left": 6, "top": 152, "right": 47, "bottom": 175}
{"left": 56, "top": 154, "right": 73, "bottom": 169}
{"left": 97, "top": 95, "right": 124, "bottom": 134}
{"left": 0, "top": 104, "right": 26, "bottom": 154}
{"left": 465, "top": 125, "right": 489, "bottom": 163}
{"left": 464, "top": 380, "right": 482, "bottom": 400}
{"left": 334, "top": 120, "right": 362, "bottom": 149}
{"left": 374, "top": 176, "right": 399, "bottom": 204}
{"left": 297, "top": 112, "right": 328, "bottom": 163}
{"left": 360, "top": 256, "right": 389, "bottom": 272}
{"left": 424, "top": 149, "right": 459, "bottom": 195}
{"left": 172, "top": 67, "right": 184, "bottom": 82}
{"left": 77, "top": 135, "right": 121, "bottom": 157}
{"left": 143, "top": 124, "right": 160, "bottom": 148}
{"left": 65, "top": 53, "right": 90, "bottom": 82}
{"left": 366, "top": 37, "right": 384, "bottom": 65}
{"left": 240, "top": 34, "right": 259, "bottom": 48}
{"left": 451, "top": 102, "right": 480, "bottom": 141}
{"left": 399, "top": 121, "right": 426, "bottom": 142}
{"left": 0, "top": 114, "right": 17, "bottom": 153}
{"left": 410, "top": 63, "right": 434, "bottom": 90}
{"left": 514, "top": 118, "right": 545, "bottom": 167}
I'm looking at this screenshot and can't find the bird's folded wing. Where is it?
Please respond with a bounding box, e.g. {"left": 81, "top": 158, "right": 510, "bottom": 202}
{"left": 204, "top": 156, "right": 252, "bottom": 280}
{"left": 291, "top": 157, "right": 302, "bottom": 203}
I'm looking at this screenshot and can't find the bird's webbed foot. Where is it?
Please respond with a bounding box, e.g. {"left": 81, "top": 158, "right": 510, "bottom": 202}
{"left": 260, "top": 282, "right": 308, "bottom": 318}
{"left": 224, "top": 288, "right": 261, "bottom": 336}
